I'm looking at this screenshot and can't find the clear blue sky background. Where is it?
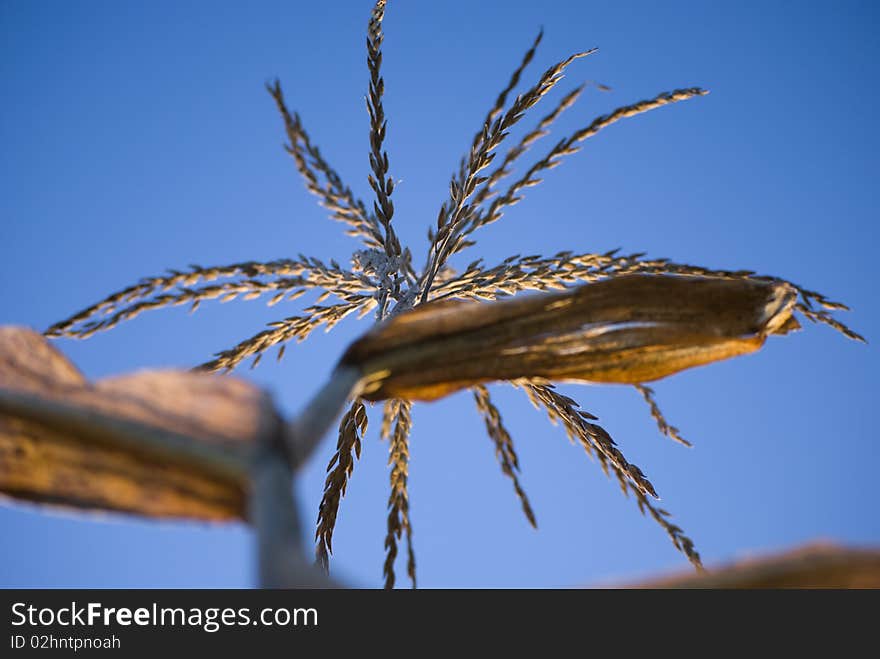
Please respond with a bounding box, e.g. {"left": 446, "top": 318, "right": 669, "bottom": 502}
{"left": 1, "top": 0, "right": 877, "bottom": 588}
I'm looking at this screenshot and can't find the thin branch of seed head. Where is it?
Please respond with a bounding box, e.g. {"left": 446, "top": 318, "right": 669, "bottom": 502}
{"left": 520, "top": 381, "right": 702, "bottom": 567}
{"left": 267, "top": 80, "right": 385, "bottom": 249}
{"left": 469, "top": 88, "right": 708, "bottom": 238}
{"left": 429, "top": 249, "right": 647, "bottom": 301}
{"left": 469, "top": 28, "right": 544, "bottom": 154}
{"left": 473, "top": 385, "right": 537, "bottom": 528}
{"left": 421, "top": 49, "right": 595, "bottom": 301}
{"left": 365, "top": 1, "right": 407, "bottom": 319}
{"left": 469, "top": 84, "right": 585, "bottom": 218}
{"left": 196, "top": 296, "right": 374, "bottom": 373}
{"left": 443, "top": 41, "right": 555, "bottom": 232}
{"left": 315, "top": 399, "right": 368, "bottom": 573}
{"left": 634, "top": 384, "right": 692, "bottom": 448}
{"left": 522, "top": 382, "right": 657, "bottom": 499}
{"left": 380, "top": 399, "right": 397, "bottom": 442}
{"left": 46, "top": 258, "right": 369, "bottom": 339}
{"left": 383, "top": 399, "right": 415, "bottom": 589}
{"left": 60, "top": 277, "right": 316, "bottom": 339}
{"left": 434, "top": 30, "right": 549, "bottom": 247}
{"left": 795, "top": 303, "right": 866, "bottom": 343}
{"left": 627, "top": 478, "right": 702, "bottom": 569}
{"left": 524, "top": 383, "right": 657, "bottom": 498}
{"left": 366, "top": 0, "right": 401, "bottom": 259}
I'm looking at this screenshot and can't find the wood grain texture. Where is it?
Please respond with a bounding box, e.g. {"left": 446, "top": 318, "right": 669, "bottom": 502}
{"left": 0, "top": 327, "right": 269, "bottom": 521}
{"left": 343, "top": 275, "right": 799, "bottom": 401}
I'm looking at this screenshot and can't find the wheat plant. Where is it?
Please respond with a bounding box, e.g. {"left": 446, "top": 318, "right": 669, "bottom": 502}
{"left": 46, "top": 0, "right": 861, "bottom": 588}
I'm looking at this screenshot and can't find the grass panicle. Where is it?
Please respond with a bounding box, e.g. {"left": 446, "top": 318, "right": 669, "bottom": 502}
{"left": 45, "top": 0, "right": 861, "bottom": 587}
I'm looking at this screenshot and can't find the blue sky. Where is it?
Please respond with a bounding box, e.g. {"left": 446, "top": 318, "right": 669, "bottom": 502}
{"left": 1, "top": 0, "right": 877, "bottom": 587}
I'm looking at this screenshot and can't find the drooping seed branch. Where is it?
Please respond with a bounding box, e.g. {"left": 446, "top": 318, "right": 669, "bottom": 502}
{"left": 382, "top": 398, "right": 415, "bottom": 589}
{"left": 473, "top": 385, "right": 536, "bottom": 528}
{"left": 421, "top": 49, "right": 596, "bottom": 301}
{"left": 315, "top": 399, "right": 368, "bottom": 573}
{"left": 268, "top": 81, "right": 385, "bottom": 249}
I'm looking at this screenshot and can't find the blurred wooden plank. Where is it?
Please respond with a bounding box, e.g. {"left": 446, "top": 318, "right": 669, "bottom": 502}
{"left": 344, "top": 275, "right": 799, "bottom": 401}
{"left": 627, "top": 543, "right": 880, "bottom": 589}
{"left": 0, "top": 327, "right": 268, "bottom": 520}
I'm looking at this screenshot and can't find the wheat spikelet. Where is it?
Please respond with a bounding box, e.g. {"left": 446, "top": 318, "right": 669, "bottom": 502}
{"left": 473, "top": 385, "right": 536, "bottom": 528}
{"left": 366, "top": 0, "right": 407, "bottom": 320}
{"left": 62, "top": 278, "right": 316, "bottom": 338}
{"left": 430, "top": 249, "right": 641, "bottom": 301}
